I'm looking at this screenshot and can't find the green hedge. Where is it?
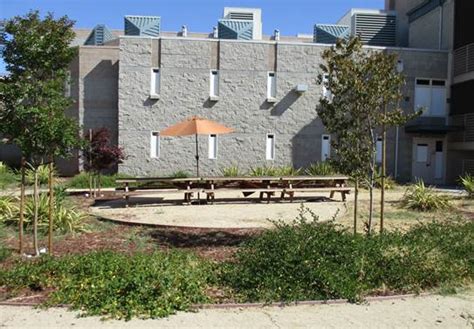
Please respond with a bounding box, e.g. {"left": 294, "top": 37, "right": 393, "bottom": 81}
{"left": 221, "top": 215, "right": 473, "bottom": 302}
{"left": 0, "top": 250, "right": 213, "bottom": 320}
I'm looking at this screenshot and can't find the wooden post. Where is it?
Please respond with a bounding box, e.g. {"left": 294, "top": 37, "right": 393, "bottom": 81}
{"left": 354, "top": 179, "right": 359, "bottom": 235}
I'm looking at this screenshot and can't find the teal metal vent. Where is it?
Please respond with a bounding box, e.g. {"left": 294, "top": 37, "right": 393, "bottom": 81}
{"left": 124, "top": 16, "right": 160, "bottom": 37}
{"left": 218, "top": 19, "right": 253, "bottom": 40}
{"left": 314, "top": 24, "right": 350, "bottom": 44}
{"left": 84, "top": 24, "right": 114, "bottom": 46}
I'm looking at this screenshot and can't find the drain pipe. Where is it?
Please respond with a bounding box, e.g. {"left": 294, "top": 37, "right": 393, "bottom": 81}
{"left": 438, "top": 4, "right": 443, "bottom": 49}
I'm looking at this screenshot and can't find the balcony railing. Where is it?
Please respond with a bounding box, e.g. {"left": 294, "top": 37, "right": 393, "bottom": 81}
{"left": 454, "top": 43, "right": 474, "bottom": 77}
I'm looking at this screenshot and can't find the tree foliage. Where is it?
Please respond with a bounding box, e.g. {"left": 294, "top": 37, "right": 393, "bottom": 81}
{"left": 84, "top": 128, "right": 125, "bottom": 174}
{"left": 317, "top": 37, "right": 418, "bottom": 232}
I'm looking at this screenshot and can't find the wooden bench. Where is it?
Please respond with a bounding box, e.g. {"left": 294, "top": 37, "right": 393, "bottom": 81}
{"left": 282, "top": 187, "right": 352, "bottom": 202}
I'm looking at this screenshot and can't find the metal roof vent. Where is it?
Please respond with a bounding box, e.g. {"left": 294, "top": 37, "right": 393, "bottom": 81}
{"left": 84, "top": 24, "right": 114, "bottom": 46}
{"left": 181, "top": 25, "right": 188, "bottom": 37}
{"left": 212, "top": 26, "right": 218, "bottom": 38}
{"left": 274, "top": 29, "right": 280, "bottom": 41}
{"left": 124, "top": 15, "right": 160, "bottom": 37}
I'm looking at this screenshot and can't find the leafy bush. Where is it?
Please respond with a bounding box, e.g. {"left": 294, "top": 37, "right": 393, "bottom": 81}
{"left": 0, "top": 246, "right": 12, "bottom": 262}
{"left": 220, "top": 166, "right": 241, "bottom": 177}
{"left": 400, "top": 181, "right": 451, "bottom": 211}
{"left": 275, "top": 165, "right": 301, "bottom": 176}
{"left": 221, "top": 209, "right": 473, "bottom": 303}
{"left": 249, "top": 166, "right": 278, "bottom": 177}
{"left": 26, "top": 164, "right": 56, "bottom": 186}
{"left": 0, "top": 250, "right": 213, "bottom": 319}
{"left": 0, "top": 162, "right": 18, "bottom": 189}
{"left": 170, "top": 170, "right": 190, "bottom": 178}
{"left": 459, "top": 174, "right": 474, "bottom": 198}
{"left": 305, "top": 162, "right": 336, "bottom": 176}
{"left": 0, "top": 194, "right": 87, "bottom": 233}
{"left": 374, "top": 167, "right": 397, "bottom": 190}
{"left": 66, "top": 173, "right": 129, "bottom": 189}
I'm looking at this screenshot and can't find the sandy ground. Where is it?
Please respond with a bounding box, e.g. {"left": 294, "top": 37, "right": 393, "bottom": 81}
{"left": 91, "top": 190, "right": 349, "bottom": 228}
{"left": 1, "top": 292, "right": 473, "bottom": 328}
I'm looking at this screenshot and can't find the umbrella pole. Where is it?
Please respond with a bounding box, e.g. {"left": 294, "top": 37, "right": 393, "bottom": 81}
{"left": 195, "top": 133, "right": 200, "bottom": 177}
{"left": 195, "top": 133, "right": 201, "bottom": 204}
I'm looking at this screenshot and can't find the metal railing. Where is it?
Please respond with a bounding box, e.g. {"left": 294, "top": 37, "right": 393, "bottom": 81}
{"left": 453, "top": 43, "right": 474, "bottom": 77}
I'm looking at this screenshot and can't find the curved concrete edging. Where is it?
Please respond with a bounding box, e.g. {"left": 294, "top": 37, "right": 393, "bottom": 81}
{"left": 93, "top": 214, "right": 266, "bottom": 231}
{"left": 0, "top": 292, "right": 432, "bottom": 309}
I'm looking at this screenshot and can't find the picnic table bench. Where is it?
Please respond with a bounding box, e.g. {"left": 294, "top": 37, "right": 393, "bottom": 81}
{"left": 116, "top": 175, "right": 351, "bottom": 206}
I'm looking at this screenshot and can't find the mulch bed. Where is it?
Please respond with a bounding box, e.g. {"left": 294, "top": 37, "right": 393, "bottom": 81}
{"left": 0, "top": 194, "right": 264, "bottom": 305}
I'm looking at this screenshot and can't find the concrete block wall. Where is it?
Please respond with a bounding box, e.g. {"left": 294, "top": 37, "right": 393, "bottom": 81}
{"left": 117, "top": 36, "right": 449, "bottom": 180}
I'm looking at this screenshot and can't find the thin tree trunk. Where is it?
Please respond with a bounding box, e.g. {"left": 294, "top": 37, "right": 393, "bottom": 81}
{"left": 88, "top": 171, "right": 92, "bottom": 198}
{"left": 380, "top": 120, "right": 386, "bottom": 233}
{"left": 33, "top": 169, "right": 39, "bottom": 256}
{"left": 368, "top": 184, "right": 374, "bottom": 235}
{"left": 98, "top": 172, "right": 101, "bottom": 197}
{"left": 353, "top": 179, "right": 359, "bottom": 235}
{"left": 18, "top": 157, "right": 26, "bottom": 254}
{"left": 48, "top": 158, "right": 54, "bottom": 255}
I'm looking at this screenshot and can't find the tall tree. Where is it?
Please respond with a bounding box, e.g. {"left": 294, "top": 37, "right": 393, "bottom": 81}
{"left": 0, "top": 11, "right": 81, "bottom": 255}
{"left": 318, "top": 37, "right": 416, "bottom": 234}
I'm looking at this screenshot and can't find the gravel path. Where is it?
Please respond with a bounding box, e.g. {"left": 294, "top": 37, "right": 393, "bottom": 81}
{"left": 1, "top": 293, "right": 473, "bottom": 328}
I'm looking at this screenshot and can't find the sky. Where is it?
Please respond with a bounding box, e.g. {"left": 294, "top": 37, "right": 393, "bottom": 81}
{"left": 0, "top": 0, "right": 385, "bottom": 73}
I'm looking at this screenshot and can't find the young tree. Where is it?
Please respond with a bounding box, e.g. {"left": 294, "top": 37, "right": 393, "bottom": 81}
{"left": 318, "top": 37, "right": 417, "bottom": 234}
{"left": 0, "top": 11, "right": 81, "bottom": 255}
{"left": 84, "top": 128, "right": 125, "bottom": 197}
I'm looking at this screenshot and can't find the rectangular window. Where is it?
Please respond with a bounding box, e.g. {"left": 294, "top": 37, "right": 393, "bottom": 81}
{"left": 416, "top": 144, "right": 428, "bottom": 162}
{"left": 322, "top": 74, "right": 332, "bottom": 100}
{"left": 210, "top": 70, "right": 219, "bottom": 98}
{"left": 150, "top": 68, "right": 160, "bottom": 96}
{"left": 150, "top": 132, "right": 160, "bottom": 158}
{"left": 64, "top": 71, "right": 71, "bottom": 97}
{"left": 321, "top": 134, "right": 331, "bottom": 161}
{"left": 267, "top": 72, "right": 276, "bottom": 99}
{"left": 376, "top": 137, "right": 383, "bottom": 163}
{"left": 208, "top": 134, "right": 217, "bottom": 159}
{"left": 266, "top": 134, "right": 275, "bottom": 160}
{"left": 415, "top": 78, "right": 446, "bottom": 116}
{"left": 435, "top": 141, "right": 443, "bottom": 179}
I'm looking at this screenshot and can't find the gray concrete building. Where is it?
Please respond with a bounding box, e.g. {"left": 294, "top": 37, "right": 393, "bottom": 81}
{"left": 1, "top": 3, "right": 472, "bottom": 185}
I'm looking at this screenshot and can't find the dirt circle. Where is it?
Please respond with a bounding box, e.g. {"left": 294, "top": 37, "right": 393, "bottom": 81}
{"left": 91, "top": 190, "right": 347, "bottom": 229}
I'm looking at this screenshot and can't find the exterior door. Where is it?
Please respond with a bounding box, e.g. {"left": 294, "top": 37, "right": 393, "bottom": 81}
{"left": 412, "top": 138, "right": 444, "bottom": 184}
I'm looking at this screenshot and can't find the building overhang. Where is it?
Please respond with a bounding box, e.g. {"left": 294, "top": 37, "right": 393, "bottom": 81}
{"left": 405, "top": 124, "right": 464, "bottom": 134}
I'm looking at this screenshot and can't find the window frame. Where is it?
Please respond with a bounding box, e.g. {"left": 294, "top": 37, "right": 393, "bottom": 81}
{"left": 414, "top": 78, "right": 447, "bottom": 117}
{"left": 266, "top": 133, "right": 275, "bottom": 160}
{"left": 150, "top": 131, "right": 160, "bottom": 159}
{"left": 210, "top": 70, "right": 219, "bottom": 98}
{"left": 267, "top": 71, "right": 277, "bottom": 100}
{"left": 208, "top": 134, "right": 218, "bottom": 160}
{"left": 150, "top": 67, "right": 161, "bottom": 97}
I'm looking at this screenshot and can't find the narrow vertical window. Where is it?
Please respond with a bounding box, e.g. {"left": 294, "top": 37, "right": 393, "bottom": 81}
{"left": 64, "top": 71, "right": 71, "bottom": 97}
{"left": 267, "top": 72, "right": 276, "bottom": 100}
{"left": 322, "top": 74, "right": 332, "bottom": 100}
{"left": 150, "top": 132, "right": 160, "bottom": 158}
{"left": 208, "top": 134, "right": 218, "bottom": 159}
{"left": 266, "top": 134, "right": 275, "bottom": 160}
{"left": 376, "top": 137, "right": 383, "bottom": 163}
{"left": 321, "top": 134, "right": 331, "bottom": 161}
{"left": 210, "top": 70, "right": 219, "bottom": 98}
{"left": 434, "top": 140, "right": 443, "bottom": 179}
{"left": 150, "top": 68, "right": 160, "bottom": 96}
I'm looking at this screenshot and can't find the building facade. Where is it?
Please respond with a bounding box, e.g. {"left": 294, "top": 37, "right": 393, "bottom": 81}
{"left": 1, "top": 3, "right": 472, "bottom": 184}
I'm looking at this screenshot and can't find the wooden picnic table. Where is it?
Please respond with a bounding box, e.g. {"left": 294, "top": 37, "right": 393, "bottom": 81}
{"left": 116, "top": 175, "right": 351, "bottom": 206}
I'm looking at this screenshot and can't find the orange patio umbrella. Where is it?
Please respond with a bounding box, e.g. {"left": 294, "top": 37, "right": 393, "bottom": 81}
{"left": 160, "top": 116, "right": 234, "bottom": 176}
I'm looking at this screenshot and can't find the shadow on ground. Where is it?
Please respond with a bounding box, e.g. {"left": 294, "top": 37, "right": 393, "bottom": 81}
{"left": 146, "top": 228, "right": 261, "bottom": 248}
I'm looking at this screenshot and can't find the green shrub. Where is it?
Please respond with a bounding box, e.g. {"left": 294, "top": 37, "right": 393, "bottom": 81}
{"left": 305, "top": 161, "right": 336, "bottom": 176}
{"left": 170, "top": 170, "right": 190, "bottom": 178}
{"left": 459, "top": 174, "right": 474, "bottom": 198}
{"left": 275, "top": 165, "right": 301, "bottom": 176}
{"left": 400, "top": 181, "right": 451, "bottom": 211}
{"left": 26, "top": 164, "right": 55, "bottom": 186}
{"left": 249, "top": 166, "right": 278, "bottom": 177}
{"left": 66, "top": 172, "right": 129, "bottom": 189}
{"left": 0, "top": 162, "right": 19, "bottom": 189}
{"left": 220, "top": 166, "right": 241, "bottom": 177}
{"left": 0, "top": 194, "right": 87, "bottom": 233}
{"left": 0, "top": 250, "right": 214, "bottom": 319}
{"left": 374, "top": 167, "right": 397, "bottom": 190}
{"left": 0, "top": 246, "right": 12, "bottom": 262}
{"left": 221, "top": 209, "right": 473, "bottom": 303}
